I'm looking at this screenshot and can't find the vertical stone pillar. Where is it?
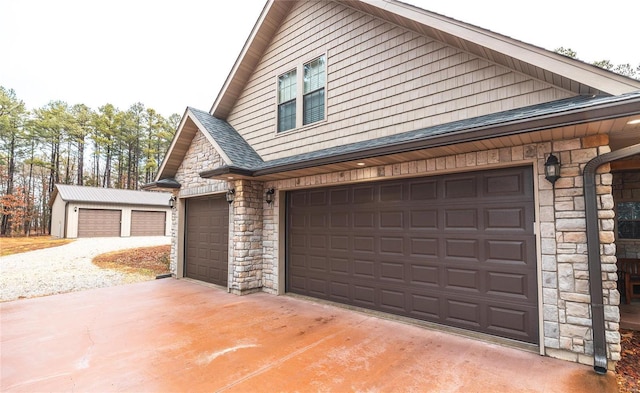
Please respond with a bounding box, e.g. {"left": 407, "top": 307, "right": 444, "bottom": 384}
{"left": 169, "top": 190, "right": 179, "bottom": 277}
{"left": 229, "top": 179, "right": 264, "bottom": 295}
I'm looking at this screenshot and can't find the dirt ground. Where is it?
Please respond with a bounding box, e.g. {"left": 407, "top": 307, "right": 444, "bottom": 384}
{"left": 617, "top": 329, "right": 640, "bottom": 393}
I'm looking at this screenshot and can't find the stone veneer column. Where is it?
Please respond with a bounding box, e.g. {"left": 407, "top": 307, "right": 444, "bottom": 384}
{"left": 169, "top": 190, "right": 179, "bottom": 276}
{"left": 543, "top": 135, "right": 620, "bottom": 367}
{"left": 229, "top": 179, "right": 264, "bottom": 295}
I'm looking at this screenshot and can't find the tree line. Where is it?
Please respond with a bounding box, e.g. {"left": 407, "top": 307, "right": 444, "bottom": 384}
{"left": 0, "top": 86, "right": 179, "bottom": 236}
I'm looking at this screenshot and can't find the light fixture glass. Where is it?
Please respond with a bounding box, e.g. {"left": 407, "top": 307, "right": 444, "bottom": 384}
{"left": 169, "top": 195, "right": 176, "bottom": 208}
{"left": 544, "top": 153, "right": 561, "bottom": 185}
{"left": 226, "top": 189, "right": 235, "bottom": 204}
{"left": 265, "top": 188, "right": 275, "bottom": 204}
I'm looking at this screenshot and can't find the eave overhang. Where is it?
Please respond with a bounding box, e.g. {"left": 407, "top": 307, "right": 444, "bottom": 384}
{"left": 199, "top": 93, "right": 640, "bottom": 181}
{"left": 141, "top": 178, "right": 182, "bottom": 191}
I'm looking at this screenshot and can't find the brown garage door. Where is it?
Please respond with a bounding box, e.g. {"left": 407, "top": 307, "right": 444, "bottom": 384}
{"left": 131, "top": 210, "right": 166, "bottom": 236}
{"left": 185, "top": 195, "right": 229, "bottom": 286}
{"left": 287, "top": 167, "right": 538, "bottom": 343}
{"left": 78, "top": 209, "right": 121, "bottom": 237}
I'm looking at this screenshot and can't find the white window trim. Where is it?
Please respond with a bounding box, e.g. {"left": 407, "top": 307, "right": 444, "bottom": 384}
{"left": 274, "top": 52, "right": 328, "bottom": 135}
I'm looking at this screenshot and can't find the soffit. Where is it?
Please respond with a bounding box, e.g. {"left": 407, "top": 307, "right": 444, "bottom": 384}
{"left": 246, "top": 114, "right": 640, "bottom": 181}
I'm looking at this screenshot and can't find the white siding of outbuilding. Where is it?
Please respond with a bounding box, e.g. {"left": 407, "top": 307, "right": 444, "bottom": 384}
{"left": 50, "top": 193, "right": 68, "bottom": 238}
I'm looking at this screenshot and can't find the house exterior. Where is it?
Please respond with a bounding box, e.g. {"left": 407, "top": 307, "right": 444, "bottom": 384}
{"left": 146, "top": 0, "right": 640, "bottom": 372}
{"left": 50, "top": 184, "right": 172, "bottom": 238}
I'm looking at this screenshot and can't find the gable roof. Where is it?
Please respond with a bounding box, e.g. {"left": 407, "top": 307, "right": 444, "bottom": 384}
{"left": 154, "top": 107, "right": 264, "bottom": 181}
{"left": 51, "top": 184, "right": 172, "bottom": 207}
{"left": 210, "top": 0, "right": 640, "bottom": 119}
{"left": 153, "top": 0, "right": 640, "bottom": 185}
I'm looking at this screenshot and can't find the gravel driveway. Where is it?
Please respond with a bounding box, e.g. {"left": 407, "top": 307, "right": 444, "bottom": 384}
{"left": 0, "top": 236, "right": 171, "bottom": 302}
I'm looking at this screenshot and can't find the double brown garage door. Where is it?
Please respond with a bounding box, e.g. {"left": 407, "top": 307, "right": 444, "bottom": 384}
{"left": 77, "top": 209, "right": 166, "bottom": 237}
{"left": 287, "top": 167, "right": 538, "bottom": 343}
{"left": 185, "top": 195, "right": 229, "bottom": 286}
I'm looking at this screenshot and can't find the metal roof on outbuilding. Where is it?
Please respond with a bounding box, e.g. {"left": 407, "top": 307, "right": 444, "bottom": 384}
{"left": 52, "top": 184, "right": 172, "bottom": 207}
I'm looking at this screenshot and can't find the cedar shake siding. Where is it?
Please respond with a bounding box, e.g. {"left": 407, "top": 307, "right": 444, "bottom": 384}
{"left": 226, "top": 1, "right": 573, "bottom": 161}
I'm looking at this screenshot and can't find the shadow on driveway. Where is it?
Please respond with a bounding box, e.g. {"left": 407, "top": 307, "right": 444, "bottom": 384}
{"left": 0, "top": 279, "right": 617, "bottom": 392}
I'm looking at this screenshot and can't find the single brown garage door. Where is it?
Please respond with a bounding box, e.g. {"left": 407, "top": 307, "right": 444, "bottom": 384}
{"left": 131, "top": 210, "right": 166, "bottom": 236}
{"left": 78, "top": 209, "right": 121, "bottom": 237}
{"left": 287, "top": 166, "right": 538, "bottom": 344}
{"left": 185, "top": 195, "right": 229, "bottom": 286}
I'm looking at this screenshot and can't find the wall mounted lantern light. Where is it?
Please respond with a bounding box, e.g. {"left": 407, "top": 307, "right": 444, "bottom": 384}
{"left": 544, "top": 153, "right": 561, "bottom": 185}
{"left": 169, "top": 195, "right": 176, "bottom": 208}
{"left": 265, "top": 188, "right": 275, "bottom": 205}
{"left": 226, "top": 189, "right": 235, "bottom": 204}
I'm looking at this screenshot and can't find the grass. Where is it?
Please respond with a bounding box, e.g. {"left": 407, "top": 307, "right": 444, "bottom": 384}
{"left": 92, "top": 245, "right": 171, "bottom": 277}
{"left": 1, "top": 236, "right": 75, "bottom": 256}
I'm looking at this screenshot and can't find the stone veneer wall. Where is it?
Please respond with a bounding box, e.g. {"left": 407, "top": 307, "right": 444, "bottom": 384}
{"left": 260, "top": 136, "right": 620, "bottom": 367}
{"left": 613, "top": 170, "right": 640, "bottom": 258}
{"left": 229, "top": 179, "right": 264, "bottom": 295}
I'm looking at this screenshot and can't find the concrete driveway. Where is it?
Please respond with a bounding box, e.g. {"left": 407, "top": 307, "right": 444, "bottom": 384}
{"left": 1, "top": 279, "right": 616, "bottom": 392}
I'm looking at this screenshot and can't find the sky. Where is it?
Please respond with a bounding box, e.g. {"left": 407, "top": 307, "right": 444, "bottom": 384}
{"left": 1, "top": 0, "right": 638, "bottom": 119}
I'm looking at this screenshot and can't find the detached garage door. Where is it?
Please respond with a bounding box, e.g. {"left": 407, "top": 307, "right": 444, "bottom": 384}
{"left": 78, "top": 209, "right": 121, "bottom": 237}
{"left": 131, "top": 210, "right": 166, "bottom": 236}
{"left": 287, "top": 167, "right": 538, "bottom": 343}
{"left": 185, "top": 195, "right": 229, "bottom": 286}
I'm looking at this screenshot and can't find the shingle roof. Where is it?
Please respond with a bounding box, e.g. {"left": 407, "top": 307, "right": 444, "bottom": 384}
{"left": 188, "top": 107, "right": 264, "bottom": 168}
{"left": 195, "top": 91, "right": 640, "bottom": 178}
{"left": 54, "top": 184, "right": 172, "bottom": 207}
{"left": 254, "top": 92, "right": 640, "bottom": 170}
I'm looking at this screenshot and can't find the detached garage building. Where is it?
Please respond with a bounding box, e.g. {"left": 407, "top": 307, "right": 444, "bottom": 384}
{"left": 50, "top": 184, "right": 172, "bottom": 238}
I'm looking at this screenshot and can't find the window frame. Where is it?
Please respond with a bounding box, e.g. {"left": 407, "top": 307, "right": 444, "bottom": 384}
{"left": 616, "top": 200, "right": 640, "bottom": 240}
{"left": 275, "top": 53, "right": 327, "bottom": 134}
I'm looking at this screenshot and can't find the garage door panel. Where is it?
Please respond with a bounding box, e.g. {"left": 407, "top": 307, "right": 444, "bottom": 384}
{"left": 185, "top": 196, "right": 228, "bottom": 286}
{"left": 487, "top": 271, "right": 529, "bottom": 296}
{"left": 354, "top": 285, "right": 375, "bottom": 305}
{"left": 410, "top": 264, "right": 439, "bottom": 286}
{"left": 411, "top": 294, "right": 440, "bottom": 318}
{"left": 484, "top": 171, "right": 529, "bottom": 197}
{"left": 130, "top": 211, "right": 166, "bottom": 236}
{"left": 78, "top": 209, "right": 121, "bottom": 237}
{"left": 445, "top": 209, "right": 478, "bottom": 229}
{"left": 445, "top": 299, "right": 481, "bottom": 326}
{"left": 410, "top": 210, "right": 438, "bottom": 228}
{"left": 287, "top": 166, "right": 538, "bottom": 344}
{"left": 444, "top": 177, "right": 478, "bottom": 199}
{"left": 486, "top": 305, "right": 537, "bottom": 340}
{"left": 445, "top": 238, "right": 480, "bottom": 259}
{"left": 409, "top": 181, "right": 438, "bottom": 200}
{"left": 410, "top": 238, "right": 438, "bottom": 256}
{"left": 486, "top": 207, "right": 527, "bottom": 230}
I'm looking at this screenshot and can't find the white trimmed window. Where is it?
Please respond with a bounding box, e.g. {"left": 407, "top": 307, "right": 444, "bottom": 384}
{"left": 277, "top": 54, "right": 326, "bottom": 132}
{"left": 277, "top": 69, "right": 297, "bottom": 132}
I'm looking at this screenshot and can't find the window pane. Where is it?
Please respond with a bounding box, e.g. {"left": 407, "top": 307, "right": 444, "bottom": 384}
{"left": 278, "top": 70, "right": 296, "bottom": 103}
{"left": 303, "top": 89, "right": 324, "bottom": 125}
{"left": 278, "top": 100, "right": 296, "bottom": 132}
{"left": 617, "top": 202, "right": 640, "bottom": 239}
{"left": 619, "top": 221, "right": 640, "bottom": 239}
{"left": 304, "top": 56, "right": 325, "bottom": 94}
